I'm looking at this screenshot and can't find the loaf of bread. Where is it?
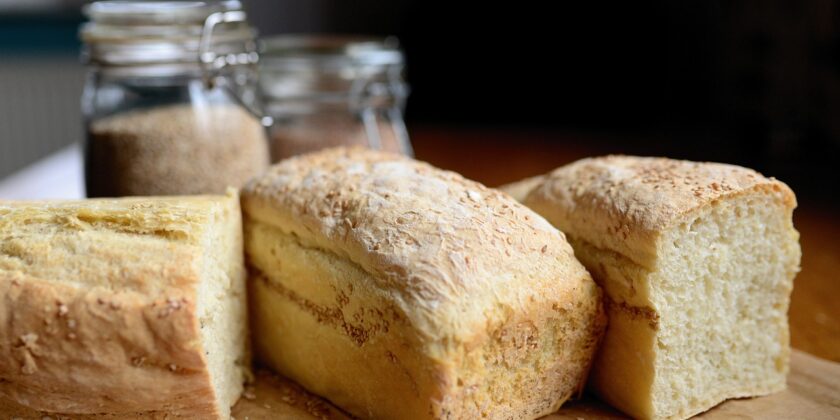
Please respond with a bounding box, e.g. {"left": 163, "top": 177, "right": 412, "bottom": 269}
{"left": 0, "top": 191, "right": 249, "bottom": 418}
{"left": 498, "top": 174, "right": 546, "bottom": 203}
{"left": 514, "top": 156, "right": 801, "bottom": 420}
{"left": 241, "top": 147, "right": 606, "bottom": 419}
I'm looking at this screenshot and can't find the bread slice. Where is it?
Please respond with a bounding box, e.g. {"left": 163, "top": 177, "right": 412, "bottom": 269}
{"left": 0, "top": 191, "right": 249, "bottom": 418}
{"left": 518, "top": 156, "right": 801, "bottom": 420}
{"left": 241, "top": 147, "right": 606, "bottom": 419}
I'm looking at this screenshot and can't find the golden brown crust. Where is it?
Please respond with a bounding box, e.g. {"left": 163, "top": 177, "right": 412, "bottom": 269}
{"left": 0, "top": 276, "right": 217, "bottom": 416}
{"left": 519, "top": 155, "right": 800, "bottom": 420}
{"left": 524, "top": 155, "right": 797, "bottom": 268}
{"left": 242, "top": 147, "right": 588, "bottom": 342}
{"left": 0, "top": 194, "right": 242, "bottom": 417}
{"left": 242, "top": 147, "right": 606, "bottom": 419}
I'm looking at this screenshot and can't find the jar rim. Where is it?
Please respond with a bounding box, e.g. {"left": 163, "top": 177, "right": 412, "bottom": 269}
{"left": 259, "top": 35, "right": 407, "bottom": 102}
{"left": 83, "top": 1, "right": 242, "bottom": 25}
{"left": 81, "top": 0, "right": 257, "bottom": 71}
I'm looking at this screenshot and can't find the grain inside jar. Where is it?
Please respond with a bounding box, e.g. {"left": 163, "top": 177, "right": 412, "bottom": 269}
{"left": 86, "top": 104, "right": 269, "bottom": 197}
{"left": 269, "top": 114, "right": 402, "bottom": 161}
{"left": 260, "top": 36, "right": 412, "bottom": 161}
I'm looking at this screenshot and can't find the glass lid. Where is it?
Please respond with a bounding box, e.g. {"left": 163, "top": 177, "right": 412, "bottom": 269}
{"left": 260, "top": 35, "right": 404, "bottom": 70}
{"left": 84, "top": 1, "right": 241, "bottom": 25}
{"left": 81, "top": 0, "right": 256, "bottom": 69}
{"left": 259, "top": 35, "right": 406, "bottom": 100}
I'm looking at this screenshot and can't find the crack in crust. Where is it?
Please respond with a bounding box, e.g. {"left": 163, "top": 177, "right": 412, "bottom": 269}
{"left": 251, "top": 269, "right": 398, "bottom": 347}
{"left": 605, "top": 295, "right": 660, "bottom": 329}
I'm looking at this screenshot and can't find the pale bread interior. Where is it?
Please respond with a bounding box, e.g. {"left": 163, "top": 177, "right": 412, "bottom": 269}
{"left": 580, "top": 192, "right": 799, "bottom": 419}
{"left": 650, "top": 193, "right": 798, "bottom": 418}
{"left": 196, "top": 199, "right": 250, "bottom": 418}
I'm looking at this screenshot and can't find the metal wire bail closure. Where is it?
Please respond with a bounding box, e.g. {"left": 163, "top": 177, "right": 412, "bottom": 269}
{"left": 199, "top": 10, "right": 259, "bottom": 87}
{"left": 347, "top": 58, "right": 413, "bottom": 156}
{"left": 199, "top": 10, "right": 271, "bottom": 126}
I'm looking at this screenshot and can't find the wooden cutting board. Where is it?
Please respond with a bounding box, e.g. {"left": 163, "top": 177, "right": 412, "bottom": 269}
{"left": 232, "top": 350, "right": 840, "bottom": 419}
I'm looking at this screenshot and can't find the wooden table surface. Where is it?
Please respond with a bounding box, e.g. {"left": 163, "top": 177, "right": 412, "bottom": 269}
{"left": 411, "top": 126, "right": 840, "bottom": 363}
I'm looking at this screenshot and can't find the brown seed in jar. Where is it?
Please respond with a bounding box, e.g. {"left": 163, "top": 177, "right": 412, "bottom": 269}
{"left": 269, "top": 113, "right": 405, "bottom": 162}
{"left": 86, "top": 104, "right": 269, "bottom": 197}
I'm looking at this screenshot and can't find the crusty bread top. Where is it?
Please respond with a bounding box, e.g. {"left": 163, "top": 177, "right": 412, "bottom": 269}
{"left": 524, "top": 155, "right": 797, "bottom": 268}
{"left": 241, "top": 147, "right": 592, "bottom": 343}
{"left": 0, "top": 194, "right": 237, "bottom": 296}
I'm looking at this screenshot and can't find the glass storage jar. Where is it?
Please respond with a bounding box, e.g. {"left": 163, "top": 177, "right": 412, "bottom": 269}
{"left": 259, "top": 35, "right": 412, "bottom": 161}
{"left": 81, "top": 0, "right": 270, "bottom": 197}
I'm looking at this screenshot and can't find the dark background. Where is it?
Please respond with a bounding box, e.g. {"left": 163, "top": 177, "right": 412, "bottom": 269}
{"left": 345, "top": 1, "right": 839, "bottom": 208}
{"left": 1, "top": 0, "right": 839, "bottom": 208}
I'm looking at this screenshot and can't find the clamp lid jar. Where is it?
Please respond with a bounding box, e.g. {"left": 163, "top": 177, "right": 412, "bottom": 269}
{"left": 81, "top": 1, "right": 270, "bottom": 197}
{"left": 260, "top": 35, "right": 412, "bottom": 161}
